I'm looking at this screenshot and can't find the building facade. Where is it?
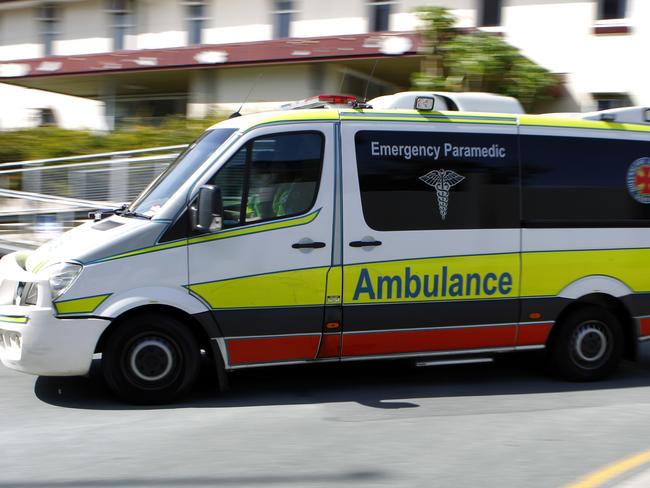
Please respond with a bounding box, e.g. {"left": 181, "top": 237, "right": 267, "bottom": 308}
{"left": 0, "top": 0, "right": 646, "bottom": 130}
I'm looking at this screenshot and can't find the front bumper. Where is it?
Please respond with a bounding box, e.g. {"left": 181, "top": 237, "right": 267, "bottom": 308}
{"left": 0, "top": 253, "right": 110, "bottom": 376}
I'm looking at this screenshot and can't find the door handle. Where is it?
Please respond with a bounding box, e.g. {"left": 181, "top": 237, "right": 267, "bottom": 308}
{"left": 292, "top": 241, "right": 326, "bottom": 249}
{"left": 349, "top": 240, "right": 382, "bottom": 248}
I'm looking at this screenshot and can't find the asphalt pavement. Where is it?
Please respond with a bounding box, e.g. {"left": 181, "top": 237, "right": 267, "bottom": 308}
{"left": 3, "top": 348, "right": 650, "bottom": 488}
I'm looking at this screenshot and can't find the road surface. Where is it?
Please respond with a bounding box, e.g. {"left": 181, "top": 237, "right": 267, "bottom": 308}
{"left": 3, "top": 349, "right": 650, "bottom": 487}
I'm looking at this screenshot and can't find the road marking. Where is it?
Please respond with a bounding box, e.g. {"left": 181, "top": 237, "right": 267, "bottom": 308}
{"left": 615, "top": 466, "right": 650, "bottom": 488}
{"left": 564, "top": 449, "right": 650, "bottom": 488}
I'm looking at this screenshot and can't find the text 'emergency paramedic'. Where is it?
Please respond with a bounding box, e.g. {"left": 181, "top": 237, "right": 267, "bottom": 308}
{"left": 370, "top": 141, "right": 507, "bottom": 160}
{"left": 353, "top": 266, "right": 513, "bottom": 301}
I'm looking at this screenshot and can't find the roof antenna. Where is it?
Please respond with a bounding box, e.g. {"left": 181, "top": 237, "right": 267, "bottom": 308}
{"left": 353, "top": 59, "right": 379, "bottom": 109}
{"left": 229, "top": 74, "right": 262, "bottom": 119}
{"left": 338, "top": 69, "right": 347, "bottom": 93}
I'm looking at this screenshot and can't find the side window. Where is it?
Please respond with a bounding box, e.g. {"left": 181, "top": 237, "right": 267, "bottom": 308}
{"left": 522, "top": 135, "right": 650, "bottom": 224}
{"left": 209, "top": 131, "right": 324, "bottom": 228}
{"left": 212, "top": 146, "right": 247, "bottom": 227}
{"left": 354, "top": 130, "right": 519, "bottom": 231}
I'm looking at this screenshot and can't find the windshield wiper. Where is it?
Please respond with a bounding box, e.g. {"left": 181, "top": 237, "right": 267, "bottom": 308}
{"left": 90, "top": 204, "right": 151, "bottom": 221}
{"left": 119, "top": 208, "right": 152, "bottom": 220}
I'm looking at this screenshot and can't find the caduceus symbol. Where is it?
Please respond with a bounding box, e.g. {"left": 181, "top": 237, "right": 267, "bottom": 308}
{"left": 419, "top": 169, "right": 465, "bottom": 220}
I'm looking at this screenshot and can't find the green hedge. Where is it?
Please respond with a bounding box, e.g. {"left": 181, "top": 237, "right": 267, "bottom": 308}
{"left": 0, "top": 116, "right": 225, "bottom": 163}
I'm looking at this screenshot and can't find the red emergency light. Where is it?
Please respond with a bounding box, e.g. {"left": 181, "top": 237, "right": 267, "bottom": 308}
{"left": 309, "top": 94, "right": 357, "bottom": 105}
{"left": 282, "top": 94, "right": 357, "bottom": 110}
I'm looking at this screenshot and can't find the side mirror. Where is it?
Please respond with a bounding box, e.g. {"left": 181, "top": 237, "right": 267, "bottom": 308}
{"left": 194, "top": 185, "right": 223, "bottom": 232}
{"left": 414, "top": 96, "right": 435, "bottom": 111}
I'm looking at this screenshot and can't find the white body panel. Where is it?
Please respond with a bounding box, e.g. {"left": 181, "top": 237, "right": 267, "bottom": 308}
{"left": 340, "top": 121, "right": 520, "bottom": 264}
{"left": 339, "top": 119, "right": 522, "bottom": 357}
{"left": 559, "top": 276, "right": 633, "bottom": 300}
{"left": 1, "top": 107, "right": 649, "bottom": 379}
{"left": 188, "top": 122, "right": 336, "bottom": 285}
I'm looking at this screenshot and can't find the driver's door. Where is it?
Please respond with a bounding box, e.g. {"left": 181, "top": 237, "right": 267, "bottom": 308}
{"left": 187, "top": 124, "right": 336, "bottom": 367}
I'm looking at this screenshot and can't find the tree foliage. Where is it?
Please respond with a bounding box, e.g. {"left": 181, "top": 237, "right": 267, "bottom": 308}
{"left": 0, "top": 116, "right": 221, "bottom": 163}
{"left": 411, "top": 6, "right": 558, "bottom": 110}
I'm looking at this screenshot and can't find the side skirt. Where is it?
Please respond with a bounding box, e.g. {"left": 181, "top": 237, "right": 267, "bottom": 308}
{"left": 222, "top": 344, "right": 545, "bottom": 371}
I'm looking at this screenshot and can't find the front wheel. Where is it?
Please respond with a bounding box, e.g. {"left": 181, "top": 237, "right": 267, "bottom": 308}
{"left": 102, "top": 314, "right": 200, "bottom": 404}
{"left": 548, "top": 305, "right": 623, "bottom": 381}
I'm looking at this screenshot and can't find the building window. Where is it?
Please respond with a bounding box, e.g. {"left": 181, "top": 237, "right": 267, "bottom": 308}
{"left": 598, "top": 0, "right": 627, "bottom": 20}
{"left": 368, "top": 1, "right": 392, "bottom": 32}
{"left": 478, "top": 0, "right": 502, "bottom": 27}
{"left": 184, "top": 0, "right": 206, "bottom": 45}
{"left": 593, "top": 93, "right": 631, "bottom": 111}
{"left": 272, "top": 1, "right": 295, "bottom": 39}
{"left": 37, "top": 3, "right": 59, "bottom": 56}
{"left": 37, "top": 107, "right": 57, "bottom": 126}
{"left": 106, "top": 0, "right": 134, "bottom": 51}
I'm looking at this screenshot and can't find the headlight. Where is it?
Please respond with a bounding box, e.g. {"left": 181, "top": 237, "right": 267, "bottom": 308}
{"left": 46, "top": 262, "right": 83, "bottom": 300}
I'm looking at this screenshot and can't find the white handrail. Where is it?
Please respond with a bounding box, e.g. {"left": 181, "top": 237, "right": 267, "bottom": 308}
{"left": 0, "top": 144, "right": 189, "bottom": 169}
{"left": 0, "top": 152, "right": 180, "bottom": 175}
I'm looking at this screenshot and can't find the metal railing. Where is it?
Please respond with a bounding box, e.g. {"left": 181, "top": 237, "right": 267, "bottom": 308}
{"left": 0, "top": 145, "right": 187, "bottom": 251}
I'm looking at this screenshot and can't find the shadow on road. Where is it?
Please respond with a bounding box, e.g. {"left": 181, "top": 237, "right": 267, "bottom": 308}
{"left": 0, "top": 471, "right": 385, "bottom": 487}
{"left": 34, "top": 346, "right": 650, "bottom": 411}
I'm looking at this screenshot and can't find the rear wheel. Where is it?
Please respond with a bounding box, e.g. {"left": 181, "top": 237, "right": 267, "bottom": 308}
{"left": 102, "top": 313, "right": 200, "bottom": 404}
{"left": 549, "top": 305, "right": 623, "bottom": 381}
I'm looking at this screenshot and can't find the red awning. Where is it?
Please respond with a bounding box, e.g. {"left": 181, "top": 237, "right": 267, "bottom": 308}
{"left": 0, "top": 32, "right": 421, "bottom": 80}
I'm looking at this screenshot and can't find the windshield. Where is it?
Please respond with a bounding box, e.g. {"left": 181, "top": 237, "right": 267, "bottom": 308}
{"left": 130, "top": 128, "right": 237, "bottom": 217}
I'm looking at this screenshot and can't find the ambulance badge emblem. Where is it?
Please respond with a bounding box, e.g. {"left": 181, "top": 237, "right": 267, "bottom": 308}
{"left": 419, "top": 169, "right": 465, "bottom": 220}
{"left": 627, "top": 158, "right": 650, "bottom": 204}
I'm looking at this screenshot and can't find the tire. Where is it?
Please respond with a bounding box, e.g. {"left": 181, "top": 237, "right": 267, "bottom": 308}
{"left": 548, "top": 305, "right": 623, "bottom": 381}
{"left": 102, "top": 313, "right": 201, "bottom": 404}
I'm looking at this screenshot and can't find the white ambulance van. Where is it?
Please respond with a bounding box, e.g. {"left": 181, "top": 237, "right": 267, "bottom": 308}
{"left": 1, "top": 95, "right": 650, "bottom": 403}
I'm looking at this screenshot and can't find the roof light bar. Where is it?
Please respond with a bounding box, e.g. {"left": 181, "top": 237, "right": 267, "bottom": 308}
{"left": 314, "top": 94, "right": 357, "bottom": 105}
{"left": 282, "top": 94, "right": 357, "bottom": 110}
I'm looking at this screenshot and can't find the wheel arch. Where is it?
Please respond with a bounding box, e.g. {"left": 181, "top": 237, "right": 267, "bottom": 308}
{"left": 94, "top": 304, "right": 219, "bottom": 355}
{"left": 547, "top": 292, "right": 637, "bottom": 361}
{"left": 96, "top": 303, "right": 230, "bottom": 395}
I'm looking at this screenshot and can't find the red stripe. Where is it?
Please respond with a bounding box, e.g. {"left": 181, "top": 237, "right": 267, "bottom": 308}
{"left": 342, "top": 326, "right": 516, "bottom": 357}
{"left": 640, "top": 317, "right": 650, "bottom": 337}
{"left": 517, "top": 323, "right": 553, "bottom": 346}
{"left": 227, "top": 335, "right": 320, "bottom": 365}
{"left": 317, "top": 333, "right": 342, "bottom": 358}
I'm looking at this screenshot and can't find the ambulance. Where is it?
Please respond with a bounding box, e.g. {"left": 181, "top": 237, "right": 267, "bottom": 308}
{"left": 1, "top": 93, "right": 650, "bottom": 403}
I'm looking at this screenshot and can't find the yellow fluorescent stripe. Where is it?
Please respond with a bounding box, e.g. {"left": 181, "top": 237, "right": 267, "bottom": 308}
{"left": 54, "top": 294, "right": 110, "bottom": 315}
{"left": 520, "top": 114, "right": 650, "bottom": 133}
{"left": 344, "top": 254, "right": 520, "bottom": 304}
{"left": 522, "top": 249, "right": 650, "bottom": 297}
{"left": 189, "top": 267, "right": 330, "bottom": 309}
{"left": 32, "top": 260, "right": 49, "bottom": 273}
{"left": 326, "top": 266, "right": 343, "bottom": 303}
{"left": 0, "top": 315, "right": 28, "bottom": 324}
{"left": 97, "top": 210, "right": 319, "bottom": 262}
{"left": 187, "top": 248, "right": 650, "bottom": 310}
{"left": 15, "top": 251, "right": 31, "bottom": 269}
{"left": 187, "top": 210, "right": 319, "bottom": 245}
{"left": 340, "top": 112, "right": 517, "bottom": 125}
{"left": 340, "top": 117, "right": 517, "bottom": 126}
{"left": 254, "top": 110, "right": 340, "bottom": 126}
{"left": 338, "top": 110, "right": 649, "bottom": 132}
{"left": 99, "top": 240, "right": 188, "bottom": 262}
{"left": 563, "top": 448, "right": 650, "bottom": 488}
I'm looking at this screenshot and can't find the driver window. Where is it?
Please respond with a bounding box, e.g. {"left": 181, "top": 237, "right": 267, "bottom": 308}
{"left": 209, "top": 131, "right": 323, "bottom": 228}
